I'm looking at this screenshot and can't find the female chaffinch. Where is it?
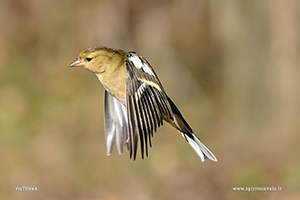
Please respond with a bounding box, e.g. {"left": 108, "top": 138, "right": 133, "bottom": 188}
{"left": 70, "top": 45, "right": 217, "bottom": 162}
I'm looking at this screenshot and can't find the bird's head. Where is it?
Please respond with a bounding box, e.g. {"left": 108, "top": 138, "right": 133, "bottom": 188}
{"left": 69, "top": 46, "right": 126, "bottom": 74}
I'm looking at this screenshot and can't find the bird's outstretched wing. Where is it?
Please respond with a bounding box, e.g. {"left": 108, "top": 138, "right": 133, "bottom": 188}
{"left": 125, "top": 52, "right": 174, "bottom": 160}
{"left": 104, "top": 90, "right": 129, "bottom": 155}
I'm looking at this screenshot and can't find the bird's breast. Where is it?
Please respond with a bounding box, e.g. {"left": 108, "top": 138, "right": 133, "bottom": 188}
{"left": 96, "top": 72, "right": 126, "bottom": 105}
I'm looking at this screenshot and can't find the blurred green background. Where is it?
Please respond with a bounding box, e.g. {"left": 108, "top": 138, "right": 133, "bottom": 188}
{"left": 1, "top": 0, "right": 299, "bottom": 199}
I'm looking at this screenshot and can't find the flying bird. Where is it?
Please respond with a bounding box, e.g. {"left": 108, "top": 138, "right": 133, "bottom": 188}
{"left": 70, "top": 46, "right": 217, "bottom": 162}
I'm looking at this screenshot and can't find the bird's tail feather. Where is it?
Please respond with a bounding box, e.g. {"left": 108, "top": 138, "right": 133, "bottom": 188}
{"left": 180, "top": 131, "right": 217, "bottom": 162}
{"left": 166, "top": 95, "right": 217, "bottom": 162}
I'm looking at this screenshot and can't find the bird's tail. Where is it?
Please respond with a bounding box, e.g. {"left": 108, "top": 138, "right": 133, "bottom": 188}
{"left": 179, "top": 131, "right": 217, "bottom": 162}
{"left": 166, "top": 95, "right": 217, "bottom": 162}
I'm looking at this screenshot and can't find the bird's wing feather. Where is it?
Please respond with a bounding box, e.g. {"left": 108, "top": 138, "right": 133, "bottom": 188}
{"left": 104, "top": 90, "right": 129, "bottom": 155}
{"left": 125, "top": 52, "right": 174, "bottom": 160}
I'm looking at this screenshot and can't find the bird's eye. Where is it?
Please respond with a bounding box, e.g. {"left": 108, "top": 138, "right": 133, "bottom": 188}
{"left": 86, "top": 57, "right": 93, "bottom": 62}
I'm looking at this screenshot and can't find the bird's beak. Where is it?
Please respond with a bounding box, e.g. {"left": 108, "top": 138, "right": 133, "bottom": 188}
{"left": 69, "top": 59, "right": 85, "bottom": 67}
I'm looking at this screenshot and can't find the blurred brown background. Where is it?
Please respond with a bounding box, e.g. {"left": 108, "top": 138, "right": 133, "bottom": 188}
{"left": 1, "top": 0, "right": 299, "bottom": 199}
